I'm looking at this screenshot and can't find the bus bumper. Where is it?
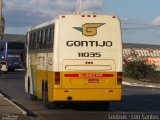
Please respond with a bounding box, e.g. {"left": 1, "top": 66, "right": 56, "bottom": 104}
{"left": 51, "top": 89, "right": 122, "bottom": 102}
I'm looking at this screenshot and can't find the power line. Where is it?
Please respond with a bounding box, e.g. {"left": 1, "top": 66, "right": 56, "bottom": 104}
{"left": 122, "top": 25, "right": 160, "bottom": 31}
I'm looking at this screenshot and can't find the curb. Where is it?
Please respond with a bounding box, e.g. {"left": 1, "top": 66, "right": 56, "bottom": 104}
{"left": 122, "top": 81, "right": 160, "bottom": 88}
{"left": 0, "top": 90, "right": 37, "bottom": 117}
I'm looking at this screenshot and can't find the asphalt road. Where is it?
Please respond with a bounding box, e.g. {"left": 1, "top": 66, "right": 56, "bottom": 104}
{"left": 0, "top": 71, "right": 160, "bottom": 120}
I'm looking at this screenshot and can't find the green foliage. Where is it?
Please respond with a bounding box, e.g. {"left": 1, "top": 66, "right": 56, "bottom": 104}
{"left": 123, "top": 50, "right": 156, "bottom": 79}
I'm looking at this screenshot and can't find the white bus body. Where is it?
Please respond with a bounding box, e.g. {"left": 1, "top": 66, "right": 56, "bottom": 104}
{"left": 25, "top": 14, "right": 122, "bottom": 108}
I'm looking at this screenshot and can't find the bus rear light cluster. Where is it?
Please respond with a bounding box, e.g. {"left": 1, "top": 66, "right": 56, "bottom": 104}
{"left": 117, "top": 72, "right": 122, "bottom": 85}
{"left": 81, "top": 15, "right": 96, "bottom": 17}
{"left": 55, "top": 72, "right": 60, "bottom": 85}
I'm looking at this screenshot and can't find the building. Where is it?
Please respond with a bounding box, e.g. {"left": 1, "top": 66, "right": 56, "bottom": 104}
{"left": 123, "top": 43, "right": 160, "bottom": 71}
{"left": 3, "top": 34, "right": 25, "bottom": 42}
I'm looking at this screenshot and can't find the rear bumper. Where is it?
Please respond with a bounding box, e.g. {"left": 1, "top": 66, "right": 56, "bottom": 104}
{"left": 51, "top": 88, "right": 122, "bottom": 102}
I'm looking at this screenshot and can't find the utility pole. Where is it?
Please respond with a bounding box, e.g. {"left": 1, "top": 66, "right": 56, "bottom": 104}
{"left": 76, "top": 0, "right": 82, "bottom": 14}
{"left": 0, "top": 0, "right": 4, "bottom": 40}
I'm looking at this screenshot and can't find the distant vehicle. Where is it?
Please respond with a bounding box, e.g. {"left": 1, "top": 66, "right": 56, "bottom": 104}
{"left": 0, "top": 61, "right": 8, "bottom": 72}
{"left": 25, "top": 14, "right": 123, "bottom": 109}
{"left": 0, "top": 40, "right": 25, "bottom": 72}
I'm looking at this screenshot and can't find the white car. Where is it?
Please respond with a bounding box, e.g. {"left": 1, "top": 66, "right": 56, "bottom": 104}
{"left": 0, "top": 61, "right": 8, "bottom": 72}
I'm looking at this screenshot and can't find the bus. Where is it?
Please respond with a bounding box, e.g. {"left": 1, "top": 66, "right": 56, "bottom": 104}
{"left": 25, "top": 14, "right": 123, "bottom": 109}
{"left": 0, "top": 40, "right": 25, "bottom": 72}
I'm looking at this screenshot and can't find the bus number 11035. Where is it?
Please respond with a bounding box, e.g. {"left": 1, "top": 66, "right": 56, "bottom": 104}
{"left": 78, "top": 52, "right": 101, "bottom": 57}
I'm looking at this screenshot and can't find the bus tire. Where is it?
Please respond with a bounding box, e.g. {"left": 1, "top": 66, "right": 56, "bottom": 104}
{"left": 42, "top": 85, "right": 49, "bottom": 108}
{"left": 42, "top": 84, "right": 58, "bottom": 109}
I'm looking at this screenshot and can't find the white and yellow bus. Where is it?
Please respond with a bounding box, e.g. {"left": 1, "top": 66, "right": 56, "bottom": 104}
{"left": 25, "top": 14, "right": 122, "bottom": 109}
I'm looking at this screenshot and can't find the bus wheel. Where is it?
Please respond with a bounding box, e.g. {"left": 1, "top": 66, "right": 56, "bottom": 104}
{"left": 42, "top": 86, "right": 58, "bottom": 109}
{"left": 42, "top": 86, "right": 49, "bottom": 108}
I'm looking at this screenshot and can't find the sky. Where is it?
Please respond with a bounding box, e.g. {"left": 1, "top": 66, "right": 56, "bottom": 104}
{"left": 3, "top": 0, "right": 160, "bottom": 45}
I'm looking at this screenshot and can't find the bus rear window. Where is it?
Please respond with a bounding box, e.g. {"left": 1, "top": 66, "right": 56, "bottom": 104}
{"left": 8, "top": 42, "right": 24, "bottom": 49}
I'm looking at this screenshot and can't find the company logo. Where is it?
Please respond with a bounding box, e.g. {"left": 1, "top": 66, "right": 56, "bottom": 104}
{"left": 73, "top": 23, "right": 105, "bottom": 36}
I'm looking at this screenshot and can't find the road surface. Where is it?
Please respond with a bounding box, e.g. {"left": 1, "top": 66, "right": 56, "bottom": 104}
{"left": 0, "top": 71, "right": 160, "bottom": 120}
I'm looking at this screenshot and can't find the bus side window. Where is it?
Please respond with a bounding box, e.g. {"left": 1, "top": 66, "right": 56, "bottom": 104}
{"left": 40, "top": 30, "right": 44, "bottom": 49}
{"left": 32, "top": 32, "right": 36, "bottom": 50}
{"left": 37, "top": 31, "right": 40, "bottom": 50}
{"left": 43, "top": 29, "right": 47, "bottom": 49}
{"left": 29, "top": 33, "right": 32, "bottom": 51}
{"left": 38, "top": 31, "right": 41, "bottom": 50}
{"left": 50, "top": 27, "right": 54, "bottom": 49}
{"left": 34, "top": 31, "right": 38, "bottom": 50}
{"left": 46, "top": 28, "right": 50, "bottom": 50}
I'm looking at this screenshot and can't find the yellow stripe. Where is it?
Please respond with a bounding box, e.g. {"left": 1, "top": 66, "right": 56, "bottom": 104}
{"left": 35, "top": 70, "right": 122, "bottom": 102}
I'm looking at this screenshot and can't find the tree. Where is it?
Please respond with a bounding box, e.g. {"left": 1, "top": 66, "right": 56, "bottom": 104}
{"left": 123, "top": 50, "right": 156, "bottom": 79}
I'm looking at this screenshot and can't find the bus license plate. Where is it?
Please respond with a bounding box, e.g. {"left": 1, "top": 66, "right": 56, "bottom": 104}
{"left": 88, "top": 79, "right": 99, "bottom": 83}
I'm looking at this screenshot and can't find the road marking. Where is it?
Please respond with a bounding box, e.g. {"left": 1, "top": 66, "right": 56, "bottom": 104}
{"left": 123, "top": 81, "right": 160, "bottom": 88}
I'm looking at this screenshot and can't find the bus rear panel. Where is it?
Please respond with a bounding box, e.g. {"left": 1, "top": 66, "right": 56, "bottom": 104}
{"left": 52, "top": 14, "right": 122, "bottom": 102}
{"left": 25, "top": 14, "right": 122, "bottom": 109}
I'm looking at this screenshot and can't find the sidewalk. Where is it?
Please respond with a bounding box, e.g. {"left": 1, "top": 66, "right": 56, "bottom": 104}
{"left": 123, "top": 77, "right": 160, "bottom": 88}
{"left": 0, "top": 93, "right": 29, "bottom": 120}
{"left": 0, "top": 94, "right": 22, "bottom": 114}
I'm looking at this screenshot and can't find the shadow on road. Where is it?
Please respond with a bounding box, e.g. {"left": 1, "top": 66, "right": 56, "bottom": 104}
{"left": 110, "top": 94, "right": 160, "bottom": 112}
{"left": 46, "top": 94, "right": 160, "bottom": 112}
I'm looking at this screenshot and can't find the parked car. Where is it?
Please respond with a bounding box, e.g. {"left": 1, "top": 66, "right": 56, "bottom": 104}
{"left": 0, "top": 61, "right": 8, "bottom": 72}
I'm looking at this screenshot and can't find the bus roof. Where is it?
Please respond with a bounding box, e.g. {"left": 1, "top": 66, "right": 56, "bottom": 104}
{"left": 28, "top": 14, "right": 118, "bottom": 32}
{"left": 30, "top": 19, "right": 55, "bottom": 31}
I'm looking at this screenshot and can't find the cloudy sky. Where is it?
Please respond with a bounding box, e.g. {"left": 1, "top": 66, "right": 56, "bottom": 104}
{"left": 3, "top": 0, "right": 160, "bottom": 45}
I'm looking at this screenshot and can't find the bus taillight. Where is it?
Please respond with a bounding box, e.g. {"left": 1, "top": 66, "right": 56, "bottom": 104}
{"left": 55, "top": 72, "right": 60, "bottom": 85}
{"left": 117, "top": 72, "right": 122, "bottom": 85}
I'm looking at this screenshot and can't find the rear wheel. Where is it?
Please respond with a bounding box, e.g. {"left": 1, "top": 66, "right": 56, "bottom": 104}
{"left": 42, "top": 84, "right": 58, "bottom": 109}
{"left": 42, "top": 86, "right": 49, "bottom": 108}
